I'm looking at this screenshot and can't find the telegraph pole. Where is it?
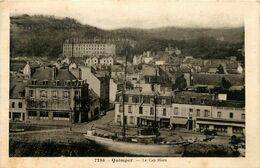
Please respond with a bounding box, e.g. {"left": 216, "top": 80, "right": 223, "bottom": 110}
{"left": 122, "top": 51, "right": 128, "bottom": 138}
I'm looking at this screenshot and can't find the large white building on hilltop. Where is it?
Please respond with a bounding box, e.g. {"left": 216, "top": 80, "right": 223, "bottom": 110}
{"left": 63, "top": 39, "right": 116, "bottom": 58}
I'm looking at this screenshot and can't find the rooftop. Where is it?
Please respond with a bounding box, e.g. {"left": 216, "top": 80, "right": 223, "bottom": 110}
{"left": 192, "top": 73, "right": 244, "bottom": 86}
{"left": 29, "top": 66, "right": 79, "bottom": 86}
{"left": 10, "top": 78, "right": 26, "bottom": 98}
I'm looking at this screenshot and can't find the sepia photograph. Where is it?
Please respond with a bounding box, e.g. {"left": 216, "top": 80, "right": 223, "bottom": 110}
{"left": 6, "top": 1, "right": 248, "bottom": 158}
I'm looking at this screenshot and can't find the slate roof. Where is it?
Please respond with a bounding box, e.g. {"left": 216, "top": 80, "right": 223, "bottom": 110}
{"left": 10, "top": 78, "right": 26, "bottom": 98}
{"left": 29, "top": 66, "right": 77, "bottom": 86}
{"left": 141, "top": 65, "right": 157, "bottom": 76}
{"left": 192, "top": 73, "right": 244, "bottom": 86}
{"left": 89, "top": 88, "right": 99, "bottom": 100}
{"left": 173, "top": 91, "right": 213, "bottom": 105}
{"left": 10, "top": 61, "right": 27, "bottom": 72}
{"left": 111, "top": 65, "right": 124, "bottom": 72}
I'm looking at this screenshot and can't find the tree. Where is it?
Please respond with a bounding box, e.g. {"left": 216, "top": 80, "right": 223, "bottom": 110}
{"left": 173, "top": 75, "right": 187, "bottom": 90}
{"left": 221, "top": 77, "right": 232, "bottom": 89}
{"left": 126, "top": 81, "right": 134, "bottom": 90}
{"left": 217, "top": 64, "right": 225, "bottom": 74}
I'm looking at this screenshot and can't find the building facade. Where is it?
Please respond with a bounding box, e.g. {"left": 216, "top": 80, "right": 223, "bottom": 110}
{"left": 114, "top": 90, "right": 172, "bottom": 127}
{"left": 25, "top": 67, "right": 89, "bottom": 124}
{"left": 114, "top": 90, "right": 245, "bottom": 136}
{"left": 63, "top": 39, "right": 116, "bottom": 58}
{"left": 9, "top": 79, "right": 26, "bottom": 121}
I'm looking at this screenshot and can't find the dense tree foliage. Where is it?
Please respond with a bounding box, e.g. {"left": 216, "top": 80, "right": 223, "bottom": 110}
{"left": 11, "top": 15, "right": 244, "bottom": 62}
{"left": 217, "top": 64, "right": 225, "bottom": 74}
{"left": 172, "top": 75, "right": 187, "bottom": 90}
{"left": 221, "top": 77, "right": 232, "bottom": 89}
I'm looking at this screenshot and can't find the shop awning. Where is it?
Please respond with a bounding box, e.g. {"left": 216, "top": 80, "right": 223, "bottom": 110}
{"left": 140, "top": 116, "right": 160, "bottom": 122}
{"left": 171, "top": 117, "right": 188, "bottom": 125}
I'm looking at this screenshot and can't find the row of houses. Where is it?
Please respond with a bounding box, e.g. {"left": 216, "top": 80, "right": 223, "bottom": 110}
{"left": 55, "top": 56, "right": 114, "bottom": 69}
{"left": 114, "top": 89, "right": 245, "bottom": 136}
{"left": 133, "top": 50, "right": 244, "bottom": 75}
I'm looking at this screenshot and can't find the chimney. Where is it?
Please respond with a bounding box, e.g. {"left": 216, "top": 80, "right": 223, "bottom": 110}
{"left": 79, "top": 68, "right": 82, "bottom": 80}
{"left": 52, "top": 67, "right": 57, "bottom": 80}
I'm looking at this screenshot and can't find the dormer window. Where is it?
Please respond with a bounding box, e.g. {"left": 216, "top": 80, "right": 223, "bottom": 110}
{"left": 31, "top": 80, "right": 37, "bottom": 85}
{"left": 40, "top": 90, "right": 47, "bottom": 98}
{"left": 43, "top": 80, "right": 48, "bottom": 85}
{"left": 78, "top": 80, "right": 83, "bottom": 86}
{"left": 201, "top": 98, "right": 207, "bottom": 104}
{"left": 65, "top": 80, "right": 71, "bottom": 86}
{"left": 72, "top": 80, "right": 77, "bottom": 86}
{"left": 190, "top": 97, "right": 196, "bottom": 103}
{"left": 54, "top": 80, "right": 60, "bottom": 86}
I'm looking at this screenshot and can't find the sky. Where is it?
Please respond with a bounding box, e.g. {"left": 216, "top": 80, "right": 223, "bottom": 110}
{"left": 9, "top": 0, "right": 249, "bottom": 30}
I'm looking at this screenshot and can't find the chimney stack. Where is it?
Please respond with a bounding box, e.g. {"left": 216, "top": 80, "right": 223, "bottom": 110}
{"left": 52, "top": 67, "right": 57, "bottom": 80}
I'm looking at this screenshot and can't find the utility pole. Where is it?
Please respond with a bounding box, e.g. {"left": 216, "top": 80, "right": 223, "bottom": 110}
{"left": 122, "top": 51, "right": 128, "bottom": 138}
{"left": 154, "top": 65, "right": 158, "bottom": 135}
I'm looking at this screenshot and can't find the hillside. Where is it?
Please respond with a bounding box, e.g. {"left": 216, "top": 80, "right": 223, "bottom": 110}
{"left": 10, "top": 15, "right": 244, "bottom": 59}
{"left": 111, "top": 27, "right": 244, "bottom": 43}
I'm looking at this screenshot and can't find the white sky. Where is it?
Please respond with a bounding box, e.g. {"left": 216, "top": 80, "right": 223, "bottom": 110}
{"left": 9, "top": 0, "right": 249, "bottom": 30}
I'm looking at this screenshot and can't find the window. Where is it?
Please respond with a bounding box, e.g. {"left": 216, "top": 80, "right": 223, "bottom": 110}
{"left": 139, "top": 106, "right": 143, "bottom": 114}
{"left": 204, "top": 110, "right": 210, "bottom": 117}
{"left": 29, "top": 90, "right": 34, "bottom": 98}
{"left": 124, "top": 95, "right": 129, "bottom": 102}
{"left": 163, "top": 108, "right": 166, "bottom": 116}
{"left": 241, "top": 114, "right": 245, "bottom": 120}
{"left": 128, "top": 106, "right": 132, "bottom": 113}
{"left": 201, "top": 98, "right": 207, "bottom": 104}
{"left": 129, "top": 116, "right": 134, "bottom": 124}
{"left": 53, "top": 112, "right": 69, "bottom": 121}
{"left": 119, "top": 104, "right": 123, "bottom": 112}
{"left": 9, "top": 112, "right": 11, "bottom": 119}
{"left": 64, "top": 91, "right": 70, "bottom": 98}
{"left": 54, "top": 80, "right": 60, "bottom": 86}
{"left": 166, "top": 98, "right": 171, "bottom": 105}
{"left": 75, "top": 91, "right": 80, "bottom": 96}
{"left": 233, "top": 126, "right": 243, "bottom": 134}
{"left": 31, "top": 80, "right": 37, "bottom": 85}
{"left": 217, "top": 112, "right": 222, "bottom": 118}
{"left": 52, "top": 91, "right": 57, "bottom": 98}
{"left": 28, "top": 111, "right": 37, "bottom": 119}
{"left": 40, "top": 111, "right": 49, "bottom": 120}
{"left": 190, "top": 97, "right": 196, "bottom": 103}
{"left": 174, "top": 107, "right": 178, "bottom": 115}
{"left": 150, "top": 107, "right": 154, "bottom": 115}
{"left": 65, "top": 81, "right": 71, "bottom": 86}
{"left": 162, "top": 99, "right": 166, "bottom": 105}
{"left": 229, "top": 112, "right": 233, "bottom": 119}
{"left": 43, "top": 80, "right": 48, "bottom": 85}
{"left": 189, "top": 108, "right": 193, "bottom": 116}
{"left": 214, "top": 125, "right": 227, "bottom": 133}
{"left": 143, "top": 97, "right": 150, "bottom": 104}
{"left": 12, "top": 102, "right": 15, "bottom": 108}
{"left": 156, "top": 98, "right": 162, "bottom": 104}
{"left": 18, "top": 102, "right": 22, "bottom": 108}
{"left": 196, "top": 109, "right": 200, "bottom": 117}
{"left": 132, "top": 96, "right": 139, "bottom": 103}
{"left": 117, "top": 115, "right": 121, "bottom": 123}
{"left": 41, "top": 101, "right": 47, "bottom": 108}
{"left": 40, "top": 90, "right": 47, "bottom": 98}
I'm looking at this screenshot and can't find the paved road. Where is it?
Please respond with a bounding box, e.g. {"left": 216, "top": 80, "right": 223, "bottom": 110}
{"left": 72, "top": 109, "right": 115, "bottom": 133}
{"left": 10, "top": 109, "right": 231, "bottom": 145}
